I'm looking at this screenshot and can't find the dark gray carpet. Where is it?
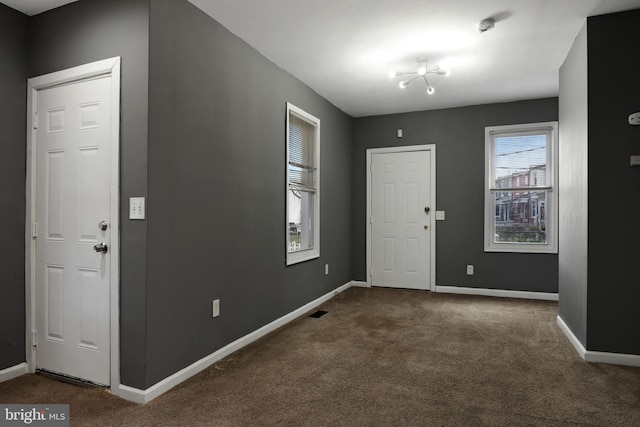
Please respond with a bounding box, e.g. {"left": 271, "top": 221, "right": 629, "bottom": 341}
{"left": 2, "top": 287, "right": 639, "bottom": 426}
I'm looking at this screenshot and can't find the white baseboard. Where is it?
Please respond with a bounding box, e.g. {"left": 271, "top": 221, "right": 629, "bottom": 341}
{"left": 350, "top": 281, "right": 370, "bottom": 288}
{"left": 116, "top": 384, "right": 147, "bottom": 403}
{"left": 436, "top": 285, "right": 559, "bottom": 301}
{"left": 116, "top": 281, "right": 354, "bottom": 404}
{"left": 0, "top": 362, "right": 27, "bottom": 383}
{"left": 585, "top": 351, "right": 640, "bottom": 367}
{"left": 557, "top": 315, "right": 587, "bottom": 358}
{"left": 557, "top": 315, "right": 640, "bottom": 367}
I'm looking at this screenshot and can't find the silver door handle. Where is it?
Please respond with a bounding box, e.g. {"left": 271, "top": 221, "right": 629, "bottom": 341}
{"left": 94, "top": 242, "right": 108, "bottom": 254}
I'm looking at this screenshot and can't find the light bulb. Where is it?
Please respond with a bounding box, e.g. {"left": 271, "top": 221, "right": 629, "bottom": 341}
{"left": 417, "top": 65, "right": 427, "bottom": 76}
{"left": 399, "top": 80, "right": 409, "bottom": 89}
{"left": 388, "top": 70, "right": 397, "bottom": 79}
{"left": 427, "top": 86, "right": 435, "bottom": 95}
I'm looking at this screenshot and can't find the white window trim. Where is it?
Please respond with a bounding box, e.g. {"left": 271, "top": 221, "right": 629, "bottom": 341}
{"left": 286, "top": 103, "right": 320, "bottom": 265}
{"left": 484, "top": 121, "right": 558, "bottom": 254}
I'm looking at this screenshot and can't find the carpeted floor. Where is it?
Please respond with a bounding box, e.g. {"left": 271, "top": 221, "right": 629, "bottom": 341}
{"left": 2, "top": 287, "right": 639, "bottom": 426}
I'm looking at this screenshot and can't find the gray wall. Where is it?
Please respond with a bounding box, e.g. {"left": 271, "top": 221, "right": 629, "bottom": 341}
{"left": 145, "top": 0, "right": 352, "bottom": 387}
{"left": 352, "top": 99, "right": 559, "bottom": 292}
{"left": 558, "top": 24, "right": 589, "bottom": 346}
{"left": 0, "top": 4, "right": 27, "bottom": 370}
{"left": 27, "top": 0, "right": 151, "bottom": 388}
{"left": 14, "top": 0, "right": 352, "bottom": 390}
{"left": 586, "top": 10, "right": 640, "bottom": 355}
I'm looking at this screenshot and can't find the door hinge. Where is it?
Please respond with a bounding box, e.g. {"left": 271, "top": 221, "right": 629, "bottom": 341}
{"left": 32, "top": 222, "right": 37, "bottom": 238}
{"left": 370, "top": 216, "right": 374, "bottom": 224}
{"left": 32, "top": 330, "right": 37, "bottom": 347}
{"left": 33, "top": 113, "right": 38, "bottom": 129}
{"left": 369, "top": 268, "right": 374, "bottom": 278}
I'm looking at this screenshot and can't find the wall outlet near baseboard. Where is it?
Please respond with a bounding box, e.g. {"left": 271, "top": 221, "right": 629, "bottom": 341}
{"left": 466, "top": 265, "right": 474, "bottom": 275}
{"left": 325, "top": 264, "right": 329, "bottom": 275}
{"left": 212, "top": 299, "right": 220, "bottom": 318}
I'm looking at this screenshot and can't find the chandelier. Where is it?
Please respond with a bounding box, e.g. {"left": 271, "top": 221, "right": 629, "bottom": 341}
{"left": 388, "top": 56, "right": 450, "bottom": 95}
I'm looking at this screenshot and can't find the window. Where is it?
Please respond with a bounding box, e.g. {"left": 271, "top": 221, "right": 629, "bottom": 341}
{"left": 286, "top": 103, "right": 320, "bottom": 265}
{"left": 484, "top": 122, "right": 558, "bottom": 253}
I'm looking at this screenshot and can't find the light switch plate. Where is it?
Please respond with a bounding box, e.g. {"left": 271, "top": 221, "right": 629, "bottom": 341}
{"left": 631, "top": 155, "right": 640, "bottom": 166}
{"left": 129, "top": 197, "right": 145, "bottom": 220}
{"left": 435, "top": 211, "right": 445, "bottom": 220}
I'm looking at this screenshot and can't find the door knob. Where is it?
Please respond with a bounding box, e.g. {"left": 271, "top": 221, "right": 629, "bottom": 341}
{"left": 94, "top": 242, "right": 108, "bottom": 253}
{"left": 98, "top": 221, "right": 108, "bottom": 231}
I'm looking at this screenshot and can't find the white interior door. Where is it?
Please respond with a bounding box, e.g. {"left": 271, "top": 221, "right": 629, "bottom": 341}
{"left": 371, "top": 151, "right": 431, "bottom": 290}
{"left": 34, "top": 75, "right": 112, "bottom": 385}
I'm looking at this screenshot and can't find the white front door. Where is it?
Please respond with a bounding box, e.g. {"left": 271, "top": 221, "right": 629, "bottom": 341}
{"left": 370, "top": 150, "right": 432, "bottom": 290}
{"left": 34, "top": 75, "right": 113, "bottom": 385}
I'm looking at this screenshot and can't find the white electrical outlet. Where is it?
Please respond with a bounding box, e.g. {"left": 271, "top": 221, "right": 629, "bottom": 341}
{"left": 466, "top": 265, "right": 474, "bottom": 275}
{"left": 212, "top": 299, "right": 220, "bottom": 318}
{"left": 325, "top": 264, "right": 329, "bottom": 275}
{"left": 435, "top": 211, "right": 445, "bottom": 220}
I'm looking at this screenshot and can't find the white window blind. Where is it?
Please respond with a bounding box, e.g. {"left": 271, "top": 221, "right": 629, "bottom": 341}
{"left": 490, "top": 130, "right": 551, "bottom": 191}
{"left": 288, "top": 113, "right": 317, "bottom": 191}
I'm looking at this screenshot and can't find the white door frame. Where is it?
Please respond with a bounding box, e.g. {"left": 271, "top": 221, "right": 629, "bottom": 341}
{"left": 366, "top": 145, "right": 436, "bottom": 290}
{"left": 25, "top": 57, "right": 121, "bottom": 392}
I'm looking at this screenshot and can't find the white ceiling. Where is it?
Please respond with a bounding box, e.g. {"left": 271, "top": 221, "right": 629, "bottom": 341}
{"left": 5, "top": 0, "right": 640, "bottom": 117}
{"left": 1, "top": 0, "right": 78, "bottom": 16}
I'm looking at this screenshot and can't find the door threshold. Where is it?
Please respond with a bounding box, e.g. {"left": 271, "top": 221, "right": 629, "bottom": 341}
{"left": 37, "top": 369, "right": 107, "bottom": 389}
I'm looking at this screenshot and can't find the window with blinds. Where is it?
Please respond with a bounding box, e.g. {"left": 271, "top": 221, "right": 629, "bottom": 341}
{"left": 288, "top": 114, "right": 317, "bottom": 192}
{"left": 484, "top": 122, "right": 558, "bottom": 253}
{"left": 286, "top": 103, "right": 320, "bottom": 265}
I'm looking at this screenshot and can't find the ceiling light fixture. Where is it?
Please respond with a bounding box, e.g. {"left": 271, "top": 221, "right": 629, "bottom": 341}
{"left": 388, "top": 56, "right": 450, "bottom": 95}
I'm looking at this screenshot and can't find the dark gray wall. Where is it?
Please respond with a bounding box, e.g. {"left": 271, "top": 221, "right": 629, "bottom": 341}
{"left": 0, "top": 4, "right": 27, "bottom": 370}
{"left": 586, "top": 9, "right": 640, "bottom": 355}
{"left": 28, "top": 0, "right": 150, "bottom": 388}
{"left": 558, "top": 24, "right": 589, "bottom": 346}
{"left": 352, "top": 99, "right": 559, "bottom": 292}
{"left": 145, "top": 0, "right": 352, "bottom": 387}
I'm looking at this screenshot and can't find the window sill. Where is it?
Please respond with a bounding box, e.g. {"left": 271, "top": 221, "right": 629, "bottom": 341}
{"left": 484, "top": 243, "right": 557, "bottom": 254}
{"left": 286, "top": 248, "right": 320, "bottom": 265}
